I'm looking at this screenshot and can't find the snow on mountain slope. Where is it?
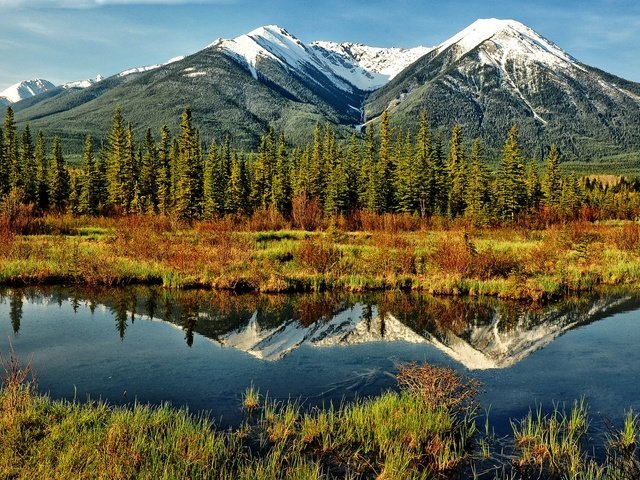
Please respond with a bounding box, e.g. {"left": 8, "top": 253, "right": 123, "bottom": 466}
{"left": 0, "top": 78, "right": 56, "bottom": 104}
{"left": 117, "top": 55, "right": 185, "bottom": 77}
{"left": 211, "top": 25, "right": 430, "bottom": 92}
{"left": 310, "top": 42, "right": 431, "bottom": 90}
{"left": 434, "top": 18, "right": 576, "bottom": 68}
{"left": 63, "top": 75, "right": 104, "bottom": 89}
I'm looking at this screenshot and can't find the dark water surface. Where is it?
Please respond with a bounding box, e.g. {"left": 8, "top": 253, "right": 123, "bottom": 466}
{"left": 1, "top": 287, "right": 639, "bottom": 433}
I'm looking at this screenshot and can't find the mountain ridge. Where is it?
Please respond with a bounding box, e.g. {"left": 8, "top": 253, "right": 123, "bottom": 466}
{"left": 7, "top": 19, "right": 640, "bottom": 160}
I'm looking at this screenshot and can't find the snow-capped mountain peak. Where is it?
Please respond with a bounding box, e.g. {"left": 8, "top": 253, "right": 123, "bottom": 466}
{"left": 0, "top": 78, "right": 56, "bottom": 104}
{"left": 435, "top": 18, "right": 576, "bottom": 68}
{"left": 212, "top": 25, "right": 430, "bottom": 92}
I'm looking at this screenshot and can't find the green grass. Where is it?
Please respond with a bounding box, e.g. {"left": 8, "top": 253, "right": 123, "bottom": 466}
{"left": 4, "top": 215, "right": 640, "bottom": 300}
{"left": 2, "top": 356, "right": 640, "bottom": 479}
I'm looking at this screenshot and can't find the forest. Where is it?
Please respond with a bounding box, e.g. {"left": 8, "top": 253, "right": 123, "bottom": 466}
{"left": 2, "top": 105, "right": 640, "bottom": 225}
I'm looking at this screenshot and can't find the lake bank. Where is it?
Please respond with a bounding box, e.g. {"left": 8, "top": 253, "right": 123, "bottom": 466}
{"left": 3, "top": 215, "right": 640, "bottom": 301}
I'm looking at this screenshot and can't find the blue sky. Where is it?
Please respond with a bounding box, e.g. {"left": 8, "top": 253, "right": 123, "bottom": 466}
{"left": 1, "top": 0, "right": 639, "bottom": 91}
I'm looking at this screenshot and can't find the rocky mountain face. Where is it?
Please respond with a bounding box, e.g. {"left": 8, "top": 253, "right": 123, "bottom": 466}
{"left": 0, "top": 78, "right": 56, "bottom": 106}
{"left": 7, "top": 19, "right": 640, "bottom": 159}
{"left": 365, "top": 19, "right": 640, "bottom": 159}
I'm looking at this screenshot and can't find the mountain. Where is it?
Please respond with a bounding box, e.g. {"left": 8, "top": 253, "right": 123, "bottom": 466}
{"left": 365, "top": 18, "right": 640, "bottom": 159}
{"left": 0, "top": 78, "right": 56, "bottom": 106}
{"left": 7, "top": 19, "right": 640, "bottom": 160}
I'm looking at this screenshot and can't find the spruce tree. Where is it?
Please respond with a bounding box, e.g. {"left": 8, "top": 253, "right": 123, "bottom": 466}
{"left": 156, "top": 126, "right": 172, "bottom": 215}
{"left": 541, "top": 145, "right": 561, "bottom": 206}
{"left": 78, "top": 135, "right": 99, "bottom": 215}
{"left": 446, "top": 124, "right": 466, "bottom": 218}
{"left": 107, "top": 107, "right": 127, "bottom": 210}
{"left": 174, "top": 107, "right": 201, "bottom": 220}
{"left": 496, "top": 126, "right": 527, "bottom": 220}
{"left": 376, "top": 110, "right": 394, "bottom": 213}
{"left": 416, "top": 111, "right": 434, "bottom": 217}
{"left": 3, "top": 107, "right": 18, "bottom": 195}
{"left": 345, "top": 133, "right": 361, "bottom": 210}
{"left": 464, "top": 139, "right": 491, "bottom": 225}
{"left": 0, "top": 125, "right": 5, "bottom": 196}
{"left": 203, "top": 139, "right": 222, "bottom": 217}
{"left": 34, "top": 131, "right": 49, "bottom": 211}
{"left": 324, "top": 146, "right": 349, "bottom": 215}
{"left": 226, "top": 152, "right": 248, "bottom": 214}
{"left": 48, "top": 137, "right": 70, "bottom": 211}
{"left": 138, "top": 129, "right": 158, "bottom": 213}
{"left": 271, "top": 133, "right": 291, "bottom": 215}
{"left": 19, "top": 125, "right": 36, "bottom": 203}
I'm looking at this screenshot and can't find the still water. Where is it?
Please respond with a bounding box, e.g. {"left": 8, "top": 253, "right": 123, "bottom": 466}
{"left": 1, "top": 287, "right": 639, "bottom": 433}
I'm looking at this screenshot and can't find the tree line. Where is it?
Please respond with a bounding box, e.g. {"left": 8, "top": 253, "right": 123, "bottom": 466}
{"left": 1, "top": 105, "right": 640, "bottom": 224}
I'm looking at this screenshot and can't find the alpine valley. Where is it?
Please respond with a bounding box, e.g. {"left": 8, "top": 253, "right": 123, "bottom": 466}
{"left": 6, "top": 18, "right": 640, "bottom": 160}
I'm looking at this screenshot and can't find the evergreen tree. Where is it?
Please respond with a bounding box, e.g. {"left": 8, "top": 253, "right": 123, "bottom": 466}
{"left": 541, "top": 145, "right": 561, "bottom": 206}
{"left": 226, "top": 152, "right": 249, "bottom": 214}
{"left": 432, "top": 134, "right": 448, "bottom": 216}
{"left": 34, "top": 131, "right": 49, "bottom": 211}
{"left": 309, "top": 124, "right": 324, "bottom": 203}
{"left": 464, "top": 139, "right": 492, "bottom": 225}
{"left": 416, "top": 111, "right": 434, "bottom": 217}
{"left": 361, "top": 126, "right": 378, "bottom": 211}
{"left": 271, "top": 133, "right": 291, "bottom": 215}
{"left": 121, "top": 123, "right": 138, "bottom": 212}
{"left": 174, "top": 107, "right": 201, "bottom": 220}
{"left": 78, "top": 135, "right": 101, "bottom": 215}
{"left": 324, "top": 145, "right": 349, "bottom": 215}
{"left": 107, "top": 106, "right": 127, "bottom": 209}
{"left": 138, "top": 129, "right": 158, "bottom": 213}
{"left": 376, "top": 110, "right": 394, "bottom": 213}
{"left": 395, "top": 132, "right": 420, "bottom": 213}
{"left": 156, "top": 126, "right": 172, "bottom": 215}
{"left": 446, "top": 124, "right": 466, "bottom": 218}
{"left": 345, "top": 133, "right": 361, "bottom": 210}
{"left": 0, "top": 124, "right": 5, "bottom": 196}
{"left": 203, "top": 139, "right": 223, "bottom": 217}
{"left": 3, "top": 107, "right": 18, "bottom": 195}
{"left": 496, "top": 126, "right": 527, "bottom": 220}
{"left": 19, "top": 125, "right": 37, "bottom": 203}
{"left": 48, "top": 137, "right": 70, "bottom": 211}
{"left": 525, "top": 158, "right": 542, "bottom": 210}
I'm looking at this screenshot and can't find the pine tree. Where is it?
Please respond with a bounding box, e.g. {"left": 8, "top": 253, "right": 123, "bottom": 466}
{"left": 271, "top": 133, "right": 291, "bottom": 215}
{"left": 0, "top": 124, "right": 5, "bottom": 196}
{"left": 345, "top": 133, "right": 361, "bottom": 210}
{"left": 226, "top": 152, "right": 249, "bottom": 214}
{"left": 203, "top": 139, "right": 222, "bottom": 217}
{"left": 447, "top": 124, "right": 466, "bottom": 218}
{"left": 174, "top": 107, "right": 201, "bottom": 220}
{"left": 432, "top": 133, "right": 448, "bottom": 216}
{"left": 156, "top": 126, "right": 172, "bottom": 215}
{"left": 361, "top": 126, "right": 378, "bottom": 211}
{"left": 496, "top": 126, "right": 527, "bottom": 220}
{"left": 464, "top": 139, "right": 492, "bottom": 225}
{"left": 19, "top": 125, "right": 37, "bottom": 203}
{"left": 541, "top": 145, "right": 561, "bottom": 207}
{"left": 3, "top": 107, "right": 18, "bottom": 195}
{"left": 309, "top": 123, "right": 324, "bottom": 203}
{"left": 138, "top": 129, "right": 158, "bottom": 213}
{"left": 34, "top": 131, "right": 49, "bottom": 211}
{"left": 525, "top": 158, "right": 542, "bottom": 211}
{"left": 48, "top": 137, "right": 70, "bottom": 211}
{"left": 324, "top": 146, "right": 349, "bottom": 216}
{"left": 120, "top": 123, "right": 138, "bottom": 212}
{"left": 395, "top": 131, "right": 420, "bottom": 213}
{"left": 416, "top": 111, "right": 434, "bottom": 217}
{"left": 376, "top": 110, "right": 394, "bottom": 213}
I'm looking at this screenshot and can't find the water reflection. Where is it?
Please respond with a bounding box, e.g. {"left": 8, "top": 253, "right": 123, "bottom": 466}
{"left": 1, "top": 286, "right": 638, "bottom": 370}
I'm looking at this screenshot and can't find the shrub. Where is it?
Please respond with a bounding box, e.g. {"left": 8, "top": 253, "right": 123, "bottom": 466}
{"left": 296, "top": 237, "right": 342, "bottom": 274}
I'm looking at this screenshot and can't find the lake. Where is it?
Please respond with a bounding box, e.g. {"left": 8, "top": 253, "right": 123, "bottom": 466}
{"left": 1, "top": 286, "right": 639, "bottom": 434}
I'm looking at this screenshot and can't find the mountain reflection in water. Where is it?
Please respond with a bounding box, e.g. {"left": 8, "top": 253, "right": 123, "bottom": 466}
{"left": 2, "top": 287, "right": 638, "bottom": 370}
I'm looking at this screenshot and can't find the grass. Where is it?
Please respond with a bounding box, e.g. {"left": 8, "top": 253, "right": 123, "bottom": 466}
{"left": 3, "top": 213, "right": 640, "bottom": 300}
{"left": 2, "top": 352, "right": 639, "bottom": 479}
